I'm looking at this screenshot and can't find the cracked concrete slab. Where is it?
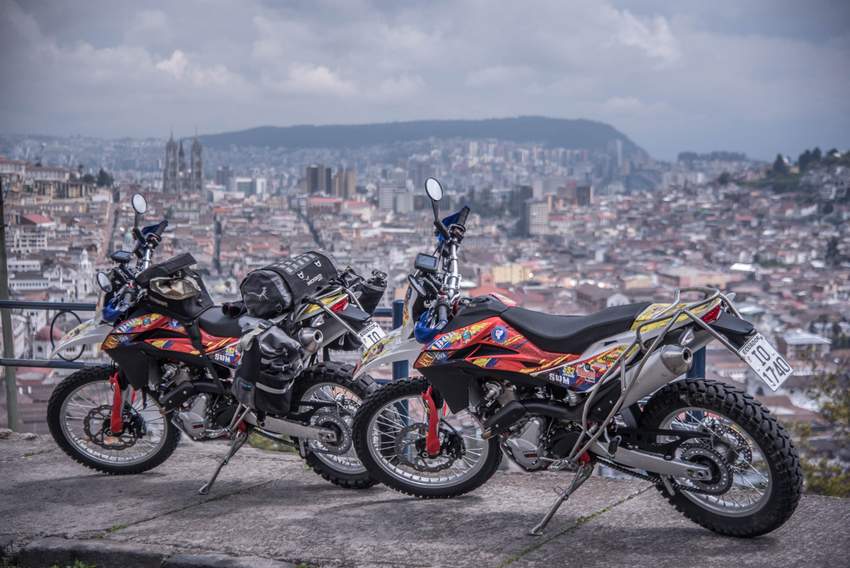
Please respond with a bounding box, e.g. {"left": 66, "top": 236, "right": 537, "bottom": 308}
{"left": 2, "top": 435, "right": 848, "bottom": 567}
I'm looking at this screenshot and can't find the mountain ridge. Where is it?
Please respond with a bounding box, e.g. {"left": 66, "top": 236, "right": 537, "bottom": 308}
{"left": 199, "top": 116, "right": 646, "bottom": 157}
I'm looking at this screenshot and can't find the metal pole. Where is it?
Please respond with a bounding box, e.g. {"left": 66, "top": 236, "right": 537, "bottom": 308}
{"left": 0, "top": 179, "right": 19, "bottom": 430}
{"left": 391, "top": 299, "right": 407, "bottom": 381}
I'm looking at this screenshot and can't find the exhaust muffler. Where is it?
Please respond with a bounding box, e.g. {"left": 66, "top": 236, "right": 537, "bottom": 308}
{"left": 621, "top": 345, "right": 692, "bottom": 407}
{"left": 298, "top": 328, "right": 323, "bottom": 354}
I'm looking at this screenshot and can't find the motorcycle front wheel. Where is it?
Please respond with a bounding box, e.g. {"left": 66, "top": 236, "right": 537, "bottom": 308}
{"left": 352, "top": 377, "right": 501, "bottom": 498}
{"left": 47, "top": 365, "right": 179, "bottom": 475}
{"left": 640, "top": 379, "right": 803, "bottom": 537}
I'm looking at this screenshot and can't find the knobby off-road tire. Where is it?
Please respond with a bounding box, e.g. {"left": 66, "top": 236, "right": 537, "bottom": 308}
{"left": 290, "top": 361, "right": 378, "bottom": 490}
{"left": 352, "top": 377, "right": 502, "bottom": 499}
{"left": 47, "top": 365, "right": 180, "bottom": 475}
{"left": 640, "top": 379, "right": 803, "bottom": 537}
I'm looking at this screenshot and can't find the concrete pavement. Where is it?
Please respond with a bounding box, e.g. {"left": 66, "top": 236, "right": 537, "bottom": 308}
{"left": 1, "top": 433, "right": 848, "bottom": 567}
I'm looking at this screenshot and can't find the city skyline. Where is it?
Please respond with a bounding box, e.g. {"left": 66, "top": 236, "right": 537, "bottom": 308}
{"left": 2, "top": 0, "right": 849, "bottom": 160}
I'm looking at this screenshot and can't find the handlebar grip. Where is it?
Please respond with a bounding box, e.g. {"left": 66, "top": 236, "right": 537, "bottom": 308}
{"left": 456, "top": 206, "right": 470, "bottom": 227}
{"left": 154, "top": 220, "right": 168, "bottom": 237}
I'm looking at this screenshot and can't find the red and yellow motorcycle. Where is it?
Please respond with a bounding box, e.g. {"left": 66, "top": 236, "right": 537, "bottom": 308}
{"left": 48, "top": 194, "right": 385, "bottom": 492}
{"left": 352, "top": 178, "right": 801, "bottom": 537}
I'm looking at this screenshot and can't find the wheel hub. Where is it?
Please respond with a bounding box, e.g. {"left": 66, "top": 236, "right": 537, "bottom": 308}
{"left": 394, "top": 423, "right": 463, "bottom": 473}
{"left": 83, "top": 405, "right": 144, "bottom": 450}
{"left": 681, "top": 445, "right": 733, "bottom": 495}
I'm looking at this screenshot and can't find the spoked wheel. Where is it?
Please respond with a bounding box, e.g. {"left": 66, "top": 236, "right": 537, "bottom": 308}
{"left": 352, "top": 377, "right": 501, "bottom": 498}
{"left": 641, "top": 379, "right": 802, "bottom": 537}
{"left": 290, "top": 362, "right": 377, "bottom": 489}
{"left": 47, "top": 366, "right": 179, "bottom": 474}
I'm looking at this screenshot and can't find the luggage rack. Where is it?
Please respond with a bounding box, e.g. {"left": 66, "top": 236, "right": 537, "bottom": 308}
{"left": 566, "top": 287, "right": 742, "bottom": 463}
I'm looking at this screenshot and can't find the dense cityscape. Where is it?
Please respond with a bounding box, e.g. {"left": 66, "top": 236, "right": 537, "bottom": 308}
{"left": 1, "top": 128, "right": 848, "bottom": 470}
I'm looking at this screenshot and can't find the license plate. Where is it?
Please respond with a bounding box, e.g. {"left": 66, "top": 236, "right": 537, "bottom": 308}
{"left": 738, "top": 333, "right": 793, "bottom": 391}
{"left": 357, "top": 321, "right": 386, "bottom": 350}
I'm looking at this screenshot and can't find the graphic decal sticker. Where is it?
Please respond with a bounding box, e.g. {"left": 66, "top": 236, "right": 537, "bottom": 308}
{"left": 491, "top": 326, "right": 508, "bottom": 343}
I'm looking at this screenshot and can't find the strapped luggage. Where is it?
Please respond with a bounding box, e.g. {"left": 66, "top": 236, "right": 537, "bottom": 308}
{"left": 240, "top": 251, "right": 339, "bottom": 318}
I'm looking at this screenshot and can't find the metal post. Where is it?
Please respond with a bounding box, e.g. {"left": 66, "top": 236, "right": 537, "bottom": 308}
{"left": 391, "top": 299, "right": 407, "bottom": 381}
{"left": 687, "top": 347, "right": 706, "bottom": 379}
{"left": 0, "top": 179, "right": 19, "bottom": 430}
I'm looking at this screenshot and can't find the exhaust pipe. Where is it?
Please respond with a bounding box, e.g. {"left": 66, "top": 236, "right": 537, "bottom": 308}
{"left": 621, "top": 345, "right": 692, "bottom": 408}
{"left": 298, "top": 328, "right": 323, "bottom": 354}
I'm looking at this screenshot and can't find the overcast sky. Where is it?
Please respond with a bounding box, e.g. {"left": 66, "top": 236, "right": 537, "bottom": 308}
{"left": 1, "top": 0, "right": 848, "bottom": 160}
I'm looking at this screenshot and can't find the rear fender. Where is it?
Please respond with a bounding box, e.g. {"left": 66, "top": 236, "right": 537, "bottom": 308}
{"left": 49, "top": 319, "right": 112, "bottom": 358}
{"left": 353, "top": 327, "right": 422, "bottom": 379}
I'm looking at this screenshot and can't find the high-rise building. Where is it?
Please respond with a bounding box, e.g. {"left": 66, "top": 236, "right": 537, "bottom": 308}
{"left": 306, "top": 164, "right": 332, "bottom": 194}
{"left": 520, "top": 199, "right": 549, "bottom": 237}
{"left": 576, "top": 184, "right": 593, "bottom": 207}
{"left": 215, "top": 166, "right": 232, "bottom": 188}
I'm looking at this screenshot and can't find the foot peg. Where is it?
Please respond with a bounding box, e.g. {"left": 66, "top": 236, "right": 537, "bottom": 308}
{"left": 198, "top": 429, "right": 249, "bottom": 495}
{"left": 529, "top": 462, "right": 594, "bottom": 536}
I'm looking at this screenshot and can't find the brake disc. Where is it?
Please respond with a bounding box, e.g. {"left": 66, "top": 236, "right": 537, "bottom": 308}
{"left": 394, "top": 423, "right": 458, "bottom": 473}
{"left": 309, "top": 412, "right": 352, "bottom": 455}
{"left": 680, "top": 445, "right": 734, "bottom": 495}
{"left": 83, "top": 405, "right": 139, "bottom": 450}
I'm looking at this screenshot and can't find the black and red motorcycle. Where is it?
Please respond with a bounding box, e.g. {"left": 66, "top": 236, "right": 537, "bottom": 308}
{"left": 353, "top": 178, "right": 802, "bottom": 537}
{"left": 48, "top": 194, "right": 386, "bottom": 492}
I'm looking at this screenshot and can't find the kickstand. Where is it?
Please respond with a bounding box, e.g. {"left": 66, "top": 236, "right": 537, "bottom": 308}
{"left": 529, "top": 461, "right": 594, "bottom": 536}
{"left": 198, "top": 428, "right": 250, "bottom": 495}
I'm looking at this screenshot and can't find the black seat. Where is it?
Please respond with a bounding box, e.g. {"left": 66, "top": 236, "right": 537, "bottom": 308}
{"left": 198, "top": 306, "right": 244, "bottom": 338}
{"left": 501, "top": 302, "right": 651, "bottom": 355}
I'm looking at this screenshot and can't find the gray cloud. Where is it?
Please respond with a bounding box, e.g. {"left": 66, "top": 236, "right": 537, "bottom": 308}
{"left": 1, "top": 0, "right": 848, "bottom": 159}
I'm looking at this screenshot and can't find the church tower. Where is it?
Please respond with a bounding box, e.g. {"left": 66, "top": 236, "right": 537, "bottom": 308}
{"left": 163, "top": 133, "right": 179, "bottom": 193}
{"left": 191, "top": 136, "right": 203, "bottom": 193}
{"left": 178, "top": 141, "right": 188, "bottom": 192}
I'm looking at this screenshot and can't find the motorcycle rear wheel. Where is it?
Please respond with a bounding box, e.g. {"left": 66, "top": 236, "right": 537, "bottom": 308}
{"left": 640, "top": 379, "right": 802, "bottom": 537}
{"left": 290, "top": 361, "right": 378, "bottom": 490}
{"left": 47, "top": 365, "right": 180, "bottom": 475}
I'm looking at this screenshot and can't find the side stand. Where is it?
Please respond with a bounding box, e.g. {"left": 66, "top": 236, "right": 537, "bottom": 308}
{"left": 198, "top": 428, "right": 250, "bottom": 495}
{"left": 529, "top": 461, "right": 594, "bottom": 536}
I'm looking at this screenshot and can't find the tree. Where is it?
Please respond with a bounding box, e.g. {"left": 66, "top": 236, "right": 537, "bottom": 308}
{"left": 792, "top": 354, "right": 850, "bottom": 497}
{"left": 798, "top": 149, "right": 813, "bottom": 172}
{"left": 812, "top": 147, "right": 822, "bottom": 162}
{"left": 96, "top": 168, "right": 114, "bottom": 188}
{"left": 772, "top": 154, "right": 789, "bottom": 176}
{"left": 717, "top": 172, "right": 732, "bottom": 186}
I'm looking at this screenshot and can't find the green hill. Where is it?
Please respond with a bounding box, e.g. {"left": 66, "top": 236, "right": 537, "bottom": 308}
{"left": 199, "top": 116, "right": 645, "bottom": 157}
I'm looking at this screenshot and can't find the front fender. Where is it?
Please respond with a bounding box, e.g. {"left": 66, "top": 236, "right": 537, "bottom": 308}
{"left": 49, "top": 319, "right": 112, "bottom": 358}
{"left": 353, "top": 327, "right": 423, "bottom": 379}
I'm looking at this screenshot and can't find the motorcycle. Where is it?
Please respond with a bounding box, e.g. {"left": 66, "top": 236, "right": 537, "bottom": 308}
{"left": 352, "top": 178, "right": 802, "bottom": 537}
{"left": 48, "top": 193, "right": 387, "bottom": 493}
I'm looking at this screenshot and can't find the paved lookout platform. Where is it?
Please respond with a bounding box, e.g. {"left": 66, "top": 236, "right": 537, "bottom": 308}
{"left": 1, "top": 433, "right": 848, "bottom": 567}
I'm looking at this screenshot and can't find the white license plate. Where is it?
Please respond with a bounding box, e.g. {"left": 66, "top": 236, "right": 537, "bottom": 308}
{"left": 738, "top": 333, "right": 793, "bottom": 391}
{"left": 357, "top": 321, "right": 386, "bottom": 350}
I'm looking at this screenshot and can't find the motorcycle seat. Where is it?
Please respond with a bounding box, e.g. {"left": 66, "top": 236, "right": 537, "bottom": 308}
{"left": 501, "top": 302, "right": 651, "bottom": 355}
{"left": 198, "top": 306, "right": 245, "bottom": 338}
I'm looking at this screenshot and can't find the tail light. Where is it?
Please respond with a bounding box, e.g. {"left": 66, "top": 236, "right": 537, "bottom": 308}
{"left": 701, "top": 304, "right": 721, "bottom": 324}
{"left": 330, "top": 297, "right": 349, "bottom": 313}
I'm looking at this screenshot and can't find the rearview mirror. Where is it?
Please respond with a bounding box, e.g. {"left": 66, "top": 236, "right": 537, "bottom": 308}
{"left": 96, "top": 272, "right": 112, "bottom": 293}
{"left": 425, "top": 178, "right": 443, "bottom": 202}
{"left": 408, "top": 274, "right": 427, "bottom": 298}
{"left": 132, "top": 193, "right": 147, "bottom": 215}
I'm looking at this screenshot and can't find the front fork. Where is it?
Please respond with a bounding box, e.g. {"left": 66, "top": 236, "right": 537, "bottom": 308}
{"left": 422, "top": 386, "right": 444, "bottom": 457}
{"left": 108, "top": 372, "right": 131, "bottom": 435}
